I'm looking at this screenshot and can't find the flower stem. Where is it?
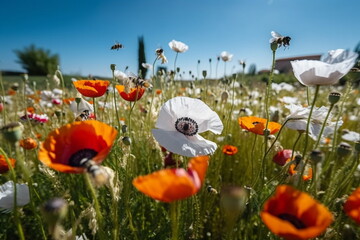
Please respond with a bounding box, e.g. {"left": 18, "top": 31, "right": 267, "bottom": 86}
{"left": 111, "top": 70, "right": 121, "bottom": 131}
{"left": 173, "top": 52, "right": 179, "bottom": 81}
{"left": 0, "top": 72, "right": 7, "bottom": 125}
{"left": 55, "top": 68, "right": 66, "bottom": 125}
{"left": 313, "top": 104, "right": 334, "bottom": 149}
{"left": 298, "top": 85, "right": 320, "bottom": 187}
{"left": 170, "top": 201, "right": 179, "bottom": 240}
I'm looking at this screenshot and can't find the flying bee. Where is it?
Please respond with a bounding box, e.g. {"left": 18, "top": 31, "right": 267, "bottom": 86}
{"left": 75, "top": 110, "right": 90, "bottom": 121}
{"left": 128, "top": 72, "right": 153, "bottom": 89}
{"left": 111, "top": 42, "right": 124, "bottom": 50}
{"left": 155, "top": 48, "right": 164, "bottom": 56}
{"left": 207, "top": 185, "right": 218, "bottom": 195}
{"left": 269, "top": 31, "right": 291, "bottom": 48}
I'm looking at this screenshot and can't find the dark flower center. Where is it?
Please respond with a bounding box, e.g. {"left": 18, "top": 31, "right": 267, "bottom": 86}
{"left": 175, "top": 117, "right": 198, "bottom": 136}
{"left": 278, "top": 213, "right": 306, "bottom": 229}
{"left": 68, "top": 149, "right": 98, "bottom": 167}
{"left": 252, "top": 121, "right": 261, "bottom": 125}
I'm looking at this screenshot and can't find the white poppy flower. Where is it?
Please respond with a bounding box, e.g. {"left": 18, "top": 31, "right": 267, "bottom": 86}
{"left": 284, "top": 104, "right": 342, "bottom": 141}
{"left": 168, "top": 40, "right": 189, "bottom": 53}
{"left": 70, "top": 97, "right": 94, "bottom": 117}
{"left": 152, "top": 97, "right": 223, "bottom": 157}
{"left": 220, "top": 51, "right": 233, "bottom": 62}
{"left": 342, "top": 131, "right": 360, "bottom": 142}
{"left": 291, "top": 49, "right": 358, "bottom": 86}
{"left": 0, "top": 181, "right": 30, "bottom": 211}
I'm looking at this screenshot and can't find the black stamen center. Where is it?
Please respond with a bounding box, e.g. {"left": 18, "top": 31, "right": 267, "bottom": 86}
{"left": 278, "top": 213, "right": 306, "bottom": 229}
{"left": 68, "top": 149, "right": 98, "bottom": 167}
{"left": 175, "top": 117, "right": 199, "bottom": 136}
{"left": 253, "top": 121, "right": 261, "bottom": 125}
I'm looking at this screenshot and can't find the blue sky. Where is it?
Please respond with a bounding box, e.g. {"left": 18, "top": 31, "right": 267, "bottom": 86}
{"left": 1, "top": 0, "right": 359, "bottom": 78}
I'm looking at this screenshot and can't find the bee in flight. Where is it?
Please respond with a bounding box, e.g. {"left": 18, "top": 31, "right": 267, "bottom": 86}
{"left": 270, "top": 31, "right": 291, "bottom": 48}
{"left": 111, "top": 42, "right": 124, "bottom": 50}
{"left": 128, "top": 72, "right": 152, "bottom": 89}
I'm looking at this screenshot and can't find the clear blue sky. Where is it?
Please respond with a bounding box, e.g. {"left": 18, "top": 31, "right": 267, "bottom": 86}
{"left": 1, "top": 0, "right": 359, "bottom": 78}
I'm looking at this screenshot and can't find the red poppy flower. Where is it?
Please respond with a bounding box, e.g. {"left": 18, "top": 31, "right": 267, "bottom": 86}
{"left": 344, "top": 187, "right": 360, "bottom": 225}
{"left": 115, "top": 85, "right": 145, "bottom": 101}
{"left": 222, "top": 145, "right": 238, "bottom": 155}
{"left": 132, "top": 156, "right": 209, "bottom": 202}
{"left": 73, "top": 80, "right": 110, "bottom": 98}
{"left": 0, "top": 155, "right": 16, "bottom": 174}
{"left": 20, "top": 137, "right": 38, "bottom": 150}
{"left": 38, "top": 120, "right": 117, "bottom": 173}
{"left": 273, "top": 149, "right": 293, "bottom": 166}
{"left": 238, "top": 116, "right": 281, "bottom": 135}
{"left": 261, "top": 185, "right": 333, "bottom": 240}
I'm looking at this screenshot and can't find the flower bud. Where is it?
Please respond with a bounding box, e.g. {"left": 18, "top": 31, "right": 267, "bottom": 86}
{"left": 121, "top": 125, "right": 127, "bottom": 133}
{"left": 337, "top": 142, "right": 352, "bottom": 157}
{"left": 19, "top": 137, "right": 38, "bottom": 150}
{"left": 273, "top": 149, "right": 292, "bottom": 166}
{"left": 202, "top": 70, "right": 207, "bottom": 78}
{"left": 310, "top": 149, "right": 324, "bottom": 164}
{"left": 270, "top": 41, "right": 278, "bottom": 52}
{"left": 110, "top": 64, "right": 116, "bottom": 71}
{"left": 176, "top": 67, "right": 180, "bottom": 73}
{"left": 1, "top": 122, "right": 24, "bottom": 143}
{"left": 263, "top": 128, "right": 271, "bottom": 137}
{"left": 294, "top": 154, "right": 302, "bottom": 165}
{"left": 122, "top": 136, "right": 132, "bottom": 146}
{"left": 220, "top": 186, "right": 248, "bottom": 223}
{"left": 328, "top": 92, "right": 341, "bottom": 105}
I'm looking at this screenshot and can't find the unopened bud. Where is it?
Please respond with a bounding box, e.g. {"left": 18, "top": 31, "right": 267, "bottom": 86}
{"left": 337, "top": 142, "right": 352, "bottom": 157}
{"left": 202, "top": 70, "right": 207, "bottom": 78}
{"left": 1, "top": 122, "right": 24, "bottom": 143}
{"left": 294, "top": 155, "right": 302, "bottom": 165}
{"left": 270, "top": 41, "right": 278, "bottom": 51}
{"left": 110, "top": 64, "right": 116, "bottom": 71}
{"left": 122, "top": 136, "right": 131, "bottom": 146}
{"left": 121, "top": 125, "right": 127, "bottom": 133}
{"left": 328, "top": 92, "right": 341, "bottom": 105}
{"left": 310, "top": 149, "right": 324, "bottom": 163}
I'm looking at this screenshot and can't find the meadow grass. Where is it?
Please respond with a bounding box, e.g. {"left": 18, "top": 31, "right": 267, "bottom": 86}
{"left": 0, "top": 70, "right": 359, "bottom": 240}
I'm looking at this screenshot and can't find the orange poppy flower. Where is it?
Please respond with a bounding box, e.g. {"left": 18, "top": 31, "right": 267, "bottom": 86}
{"left": 156, "top": 89, "right": 162, "bottom": 95}
{"left": 344, "top": 188, "right": 360, "bottom": 225}
{"left": 261, "top": 185, "right": 333, "bottom": 240}
{"left": 115, "top": 85, "right": 145, "bottom": 101}
{"left": 63, "top": 97, "right": 75, "bottom": 104}
{"left": 0, "top": 155, "right": 16, "bottom": 174}
{"left": 38, "top": 120, "right": 117, "bottom": 173}
{"left": 238, "top": 116, "right": 281, "bottom": 135}
{"left": 287, "top": 159, "right": 312, "bottom": 181}
{"left": 26, "top": 107, "right": 35, "bottom": 114}
{"left": 133, "top": 155, "right": 209, "bottom": 202}
{"left": 222, "top": 145, "right": 238, "bottom": 155}
{"left": 73, "top": 80, "right": 110, "bottom": 98}
{"left": 20, "top": 137, "right": 38, "bottom": 150}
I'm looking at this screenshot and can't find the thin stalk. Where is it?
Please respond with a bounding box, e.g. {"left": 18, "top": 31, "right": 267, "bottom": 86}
{"left": 298, "top": 85, "right": 320, "bottom": 187}
{"left": 215, "top": 58, "right": 219, "bottom": 79}
{"left": 313, "top": 104, "right": 334, "bottom": 149}
{"left": 0, "top": 148, "right": 25, "bottom": 240}
{"left": 173, "top": 52, "right": 179, "bottom": 81}
{"left": 170, "top": 201, "right": 179, "bottom": 240}
{"left": 55, "top": 69, "right": 66, "bottom": 125}
{"left": 111, "top": 69, "right": 121, "bottom": 131}
{"left": 92, "top": 97, "right": 97, "bottom": 120}
{"left": 0, "top": 72, "right": 7, "bottom": 124}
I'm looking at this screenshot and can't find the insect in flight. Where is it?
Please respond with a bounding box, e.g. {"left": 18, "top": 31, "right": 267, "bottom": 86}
{"left": 128, "top": 72, "right": 152, "bottom": 89}
{"left": 111, "top": 42, "right": 124, "bottom": 50}
{"left": 75, "top": 110, "right": 90, "bottom": 122}
{"left": 269, "top": 31, "right": 291, "bottom": 48}
{"left": 207, "top": 185, "right": 218, "bottom": 195}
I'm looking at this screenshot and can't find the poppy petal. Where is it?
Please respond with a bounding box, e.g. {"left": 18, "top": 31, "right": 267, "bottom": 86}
{"left": 152, "top": 129, "right": 217, "bottom": 157}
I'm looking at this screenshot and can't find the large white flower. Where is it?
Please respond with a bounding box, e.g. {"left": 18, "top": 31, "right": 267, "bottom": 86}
{"left": 70, "top": 96, "right": 94, "bottom": 118}
{"left": 291, "top": 49, "right": 358, "bottom": 86}
{"left": 152, "top": 97, "right": 223, "bottom": 157}
{"left": 0, "top": 181, "right": 30, "bottom": 212}
{"left": 220, "top": 51, "right": 233, "bottom": 62}
{"left": 168, "top": 40, "right": 189, "bottom": 53}
{"left": 284, "top": 104, "right": 342, "bottom": 141}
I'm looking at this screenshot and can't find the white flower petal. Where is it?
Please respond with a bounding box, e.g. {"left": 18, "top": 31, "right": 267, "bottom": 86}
{"left": 0, "top": 181, "right": 30, "bottom": 210}
{"left": 152, "top": 129, "right": 217, "bottom": 157}
{"left": 155, "top": 97, "right": 223, "bottom": 134}
{"left": 342, "top": 131, "right": 360, "bottom": 142}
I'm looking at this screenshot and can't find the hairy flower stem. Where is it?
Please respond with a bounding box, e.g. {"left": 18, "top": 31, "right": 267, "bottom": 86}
{"left": 0, "top": 148, "right": 24, "bottom": 240}
{"left": 170, "top": 201, "right": 180, "bottom": 240}
{"left": 55, "top": 68, "right": 66, "bottom": 125}
{"left": 92, "top": 97, "right": 97, "bottom": 120}
{"left": 173, "top": 52, "right": 179, "bottom": 81}
{"left": 313, "top": 104, "right": 334, "bottom": 149}
{"left": 111, "top": 69, "right": 121, "bottom": 132}
{"left": 84, "top": 173, "right": 106, "bottom": 239}
{"left": 298, "top": 85, "right": 320, "bottom": 188}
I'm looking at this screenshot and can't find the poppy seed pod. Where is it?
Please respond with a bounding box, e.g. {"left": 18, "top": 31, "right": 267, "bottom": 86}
{"left": 202, "top": 70, "right": 207, "bottom": 78}
{"left": 122, "top": 136, "right": 132, "bottom": 146}
{"left": 270, "top": 41, "right": 278, "bottom": 52}
{"left": 1, "top": 122, "right": 24, "bottom": 143}
{"left": 337, "top": 142, "right": 352, "bottom": 158}
{"left": 110, "top": 64, "right": 116, "bottom": 71}
{"left": 121, "top": 125, "right": 128, "bottom": 133}
{"left": 328, "top": 92, "right": 341, "bottom": 105}
{"left": 310, "top": 149, "right": 324, "bottom": 164}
